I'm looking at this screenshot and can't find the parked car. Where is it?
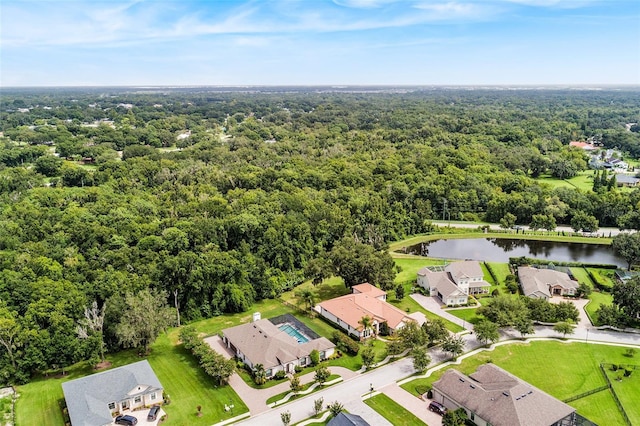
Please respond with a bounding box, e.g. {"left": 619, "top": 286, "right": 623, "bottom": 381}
{"left": 428, "top": 401, "right": 447, "bottom": 416}
{"left": 147, "top": 405, "right": 161, "bottom": 421}
{"left": 115, "top": 415, "right": 138, "bottom": 425}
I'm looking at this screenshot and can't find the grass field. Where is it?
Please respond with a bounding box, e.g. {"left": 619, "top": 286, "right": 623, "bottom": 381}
{"left": 364, "top": 394, "right": 425, "bottom": 426}
{"left": 607, "top": 365, "right": 640, "bottom": 425}
{"left": 448, "top": 308, "right": 481, "bottom": 324}
{"left": 585, "top": 291, "right": 614, "bottom": 325}
{"left": 401, "top": 341, "right": 637, "bottom": 425}
{"left": 570, "top": 267, "right": 595, "bottom": 287}
{"left": 534, "top": 171, "right": 594, "bottom": 191}
{"left": 15, "top": 333, "right": 248, "bottom": 426}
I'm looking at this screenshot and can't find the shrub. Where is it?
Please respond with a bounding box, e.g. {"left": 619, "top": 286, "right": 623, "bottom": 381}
{"left": 331, "top": 331, "right": 360, "bottom": 355}
{"left": 415, "top": 385, "right": 431, "bottom": 395}
{"left": 294, "top": 365, "right": 303, "bottom": 374}
{"left": 274, "top": 370, "right": 286, "bottom": 380}
{"left": 624, "top": 368, "right": 633, "bottom": 377}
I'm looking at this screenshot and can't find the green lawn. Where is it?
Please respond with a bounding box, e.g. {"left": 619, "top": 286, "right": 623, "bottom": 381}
{"left": 607, "top": 366, "right": 640, "bottom": 425}
{"left": 585, "top": 291, "right": 614, "bottom": 325}
{"left": 401, "top": 341, "right": 637, "bottom": 425}
{"left": 393, "top": 258, "right": 448, "bottom": 283}
{"left": 483, "top": 262, "right": 512, "bottom": 296}
{"left": 448, "top": 308, "right": 481, "bottom": 324}
{"left": 586, "top": 268, "right": 616, "bottom": 290}
{"left": 364, "top": 394, "right": 425, "bottom": 426}
{"left": 570, "top": 267, "right": 595, "bottom": 288}
{"left": 15, "top": 331, "right": 248, "bottom": 426}
{"left": 570, "top": 388, "right": 627, "bottom": 425}
{"left": 534, "top": 171, "right": 594, "bottom": 191}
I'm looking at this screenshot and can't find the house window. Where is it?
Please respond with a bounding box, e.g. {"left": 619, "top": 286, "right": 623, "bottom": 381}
{"left": 320, "top": 351, "right": 326, "bottom": 359}
{"left": 150, "top": 393, "right": 157, "bottom": 401}
{"left": 266, "top": 369, "right": 272, "bottom": 377}
{"left": 471, "top": 412, "right": 475, "bottom": 420}
{"left": 300, "top": 357, "right": 307, "bottom": 366}
{"left": 108, "top": 402, "right": 116, "bottom": 410}
{"left": 134, "top": 396, "right": 141, "bottom": 404}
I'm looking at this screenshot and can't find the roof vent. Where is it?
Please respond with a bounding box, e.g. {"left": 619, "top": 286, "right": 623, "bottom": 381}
{"left": 502, "top": 392, "right": 509, "bottom": 397}
{"left": 470, "top": 384, "right": 476, "bottom": 389}
{"left": 528, "top": 390, "right": 533, "bottom": 395}
{"left": 459, "top": 378, "right": 465, "bottom": 382}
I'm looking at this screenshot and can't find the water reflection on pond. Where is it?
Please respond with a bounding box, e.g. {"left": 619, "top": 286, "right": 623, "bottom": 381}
{"left": 401, "top": 238, "right": 624, "bottom": 267}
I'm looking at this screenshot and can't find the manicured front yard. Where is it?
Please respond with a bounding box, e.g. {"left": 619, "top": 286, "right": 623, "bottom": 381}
{"left": 401, "top": 340, "right": 637, "bottom": 425}
{"left": 585, "top": 291, "right": 614, "bottom": 325}
{"left": 15, "top": 332, "right": 248, "bottom": 426}
{"left": 364, "top": 393, "right": 425, "bottom": 426}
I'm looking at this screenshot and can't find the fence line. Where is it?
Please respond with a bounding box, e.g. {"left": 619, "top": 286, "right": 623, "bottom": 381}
{"left": 599, "top": 364, "right": 632, "bottom": 426}
{"left": 562, "top": 384, "right": 610, "bottom": 403}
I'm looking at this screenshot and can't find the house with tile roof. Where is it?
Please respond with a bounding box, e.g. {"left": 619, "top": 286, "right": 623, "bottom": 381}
{"left": 61, "top": 360, "right": 163, "bottom": 426}
{"left": 518, "top": 266, "right": 578, "bottom": 300}
{"left": 432, "top": 364, "right": 578, "bottom": 426}
{"left": 221, "top": 314, "right": 335, "bottom": 378}
{"left": 417, "top": 261, "right": 491, "bottom": 306}
{"left": 317, "top": 283, "right": 414, "bottom": 339}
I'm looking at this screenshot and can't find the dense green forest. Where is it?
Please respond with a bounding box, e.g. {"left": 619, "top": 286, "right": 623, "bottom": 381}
{"left": 0, "top": 87, "right": 639, "bottom": 384}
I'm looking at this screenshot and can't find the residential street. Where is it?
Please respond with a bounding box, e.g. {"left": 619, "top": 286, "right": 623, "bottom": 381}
{"left": 222, "top": 294, "right": 640, "bottom": 426}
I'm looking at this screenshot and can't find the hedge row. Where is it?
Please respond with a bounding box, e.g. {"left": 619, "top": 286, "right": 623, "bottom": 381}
{"left": 331, "top": 331, "right": 360, "bottom": 355}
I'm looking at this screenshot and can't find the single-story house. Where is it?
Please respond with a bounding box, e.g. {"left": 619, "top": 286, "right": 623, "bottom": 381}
{"left": 221, "top": 314, "right": 335, "bottom": 378}
{"left": 432, "top": 364, "right": 578, "bottom": 426}
{"left": 615, "top": 174, "right": 640, "bottom": 187}
{"left": 327, "top": 412, "right": 370, "bottom": 426}
{"left": 518, "top": 266, "right": 578, "bottom": 300}
{"left": 417, "top": 261, "right": 491, "bottom": 306}
{"left": 62, "top": 360, "right": 163, "bottom": 426}
{"left": 317, "top": 283, "right": 414, "bottom": 339}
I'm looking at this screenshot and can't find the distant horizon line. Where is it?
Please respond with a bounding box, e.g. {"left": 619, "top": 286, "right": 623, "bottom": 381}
{"left": 2, "top": 84, "right": 640, "bottom": 89}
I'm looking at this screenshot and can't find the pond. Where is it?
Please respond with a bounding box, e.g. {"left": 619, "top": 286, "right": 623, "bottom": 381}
{"left": 400, "top": 238, "right": 625, "bottom": 267}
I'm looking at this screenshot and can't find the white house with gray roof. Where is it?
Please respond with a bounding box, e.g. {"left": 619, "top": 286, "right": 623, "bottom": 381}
{"left": 432, "top": 364, "right": 578, "bottom": 426}
{"left": 62, "top": 360, "right": 163, "bottom": 426}
{"left": 417, "top": 261, "right": 491, "bottom": 306}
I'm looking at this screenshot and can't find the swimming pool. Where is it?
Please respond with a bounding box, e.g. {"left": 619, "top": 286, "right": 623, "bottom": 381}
{"left": 278, "top": 323, "right": 310, "bottom": 344}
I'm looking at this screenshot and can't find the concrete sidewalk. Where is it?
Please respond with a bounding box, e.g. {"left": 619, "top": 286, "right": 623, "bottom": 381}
{"left": 411, "top": 294, "right": 473, "bottom": 331}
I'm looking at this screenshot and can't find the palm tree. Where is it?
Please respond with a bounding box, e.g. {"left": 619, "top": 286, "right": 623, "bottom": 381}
{"left": 253, "top": 364, "right": 267, "bottom": 385}
{"left": 359, "top": 315, "right": 375, "bottom": 338}
{"left": 295, "top": 288, "right": 317, "bottom": 312}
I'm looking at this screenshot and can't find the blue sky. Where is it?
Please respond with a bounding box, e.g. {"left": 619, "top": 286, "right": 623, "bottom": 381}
{"left": 1, "top": 0, "right": 639, "bottom": 86}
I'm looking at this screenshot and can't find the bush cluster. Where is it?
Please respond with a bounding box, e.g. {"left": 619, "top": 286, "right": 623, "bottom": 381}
{"left": 179, "top": 327, "right": 235, "bottom": 385}
{"left": 331, "top": 331, "right": 360, "bottom": 355}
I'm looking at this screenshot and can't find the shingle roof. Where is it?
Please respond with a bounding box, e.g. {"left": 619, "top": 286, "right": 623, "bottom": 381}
{"left": 222, "top": 319, "right": 334, "bottom": 369}
{"left": 447, "top": 261, "right": 483, "bottom": 281}
{"left": 61, "top": 360, "right": 163, "bottom": 426}
{"left": 433, "top": 364, "right": 575, "bottom": 426}
{"left": 327, "top": 412, "right": 370, "bottom": 426}
{"left": 422, "top": 271, "right": 466, "bottom": 298}
{"left": 518, "top": 267, "right": 577, "bottom": 298}
{"left": 318, "top": 285, "right": 412, "bottom": 331}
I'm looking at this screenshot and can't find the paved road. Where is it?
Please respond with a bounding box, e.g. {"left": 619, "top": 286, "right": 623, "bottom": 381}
{"left": 430, "top": 221, "right": 631, "bottom": 237}
{"left": 222, "top": 296, "right": 640, "bottom": 426}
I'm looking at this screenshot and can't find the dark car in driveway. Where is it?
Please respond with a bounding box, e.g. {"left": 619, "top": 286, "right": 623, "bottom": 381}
{"left": 147, "top": 405, "right": 161, "bottom": 421}
{"left": 115, "top": 415, "right": 138, "bottom": 425}
{"left": 428, "top": 401, "right": 447, "bottom": 416}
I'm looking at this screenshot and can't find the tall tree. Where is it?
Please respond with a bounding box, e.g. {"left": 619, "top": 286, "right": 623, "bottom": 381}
{"left": 612, "top": 276, "right": 640, "bottom": 319}
{"left": 474, "top": 320, "right": 500, "bottom": 345}
{"left": 114, "top": 288, "right": 174, "bottom": 353}
{"left": 329, "top": 237, "right": 395, "bottom": 289}
{"left": 612, "top": 233, "right": 640, "bottom": 271}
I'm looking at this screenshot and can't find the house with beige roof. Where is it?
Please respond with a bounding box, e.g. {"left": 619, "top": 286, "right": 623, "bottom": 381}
{"left": 317, "top": 283, "right": 413, "bottom": 339}
{"left": 221, "top": 314, "right": 335, "bottom": 378}
{"left": 432, "top": 364, "right": 580, "bottom": 426}
{"left": 518, "top": 266, "right": 578, "bottom": 300}
{"left": 417, "top": 261, "right": 491, "bottom": 306}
